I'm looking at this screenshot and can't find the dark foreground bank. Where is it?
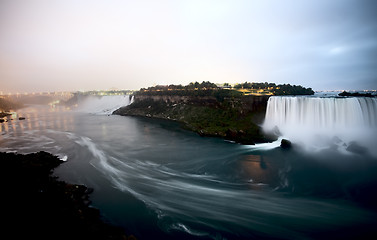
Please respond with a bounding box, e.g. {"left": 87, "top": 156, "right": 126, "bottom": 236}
{"left": 0, "top": 151, "right": 136, "bottom": 240}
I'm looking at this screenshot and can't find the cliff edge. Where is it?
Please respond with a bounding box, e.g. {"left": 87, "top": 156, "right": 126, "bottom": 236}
{"left": 114, "top": 95, "right": 273, "bottom": 144}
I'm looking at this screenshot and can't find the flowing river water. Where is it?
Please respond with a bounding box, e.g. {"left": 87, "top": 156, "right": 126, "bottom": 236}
{"left": 1, "top": 96, "right": 377, "bottom": 239}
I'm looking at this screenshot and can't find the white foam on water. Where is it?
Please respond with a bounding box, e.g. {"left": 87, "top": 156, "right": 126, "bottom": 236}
{"left": 58, "top": 154, "right": 68, "bottom": 161}
{"left": 75, "top": 133, "right": 375, "bottom": 240}
{"left": 244, "top": 137, "right": 284, "bottom": 151}
{"left": 263, "top": 96, "right": 377, "bottom": 155}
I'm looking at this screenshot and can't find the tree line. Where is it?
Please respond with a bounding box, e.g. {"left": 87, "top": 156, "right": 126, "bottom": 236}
{"left": 138, "top": 81, "right": 314, "bottom": 97}
{"left": 139, "top": 81, "right": 242, "bottom": 100}
{"left": 233, "top": 82, "right": 314, "bottom": 95}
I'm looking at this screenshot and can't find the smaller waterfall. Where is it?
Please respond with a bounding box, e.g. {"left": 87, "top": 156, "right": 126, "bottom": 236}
{"left": 263, "top": 96, "right": 377, "bottom": 153}
{"left": 76, "top": 95, "right": 133, "bottom": 115}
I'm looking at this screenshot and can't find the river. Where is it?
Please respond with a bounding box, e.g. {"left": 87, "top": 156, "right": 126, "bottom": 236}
{"left": 1, "top": 96, "right": 377, "bottom": 239}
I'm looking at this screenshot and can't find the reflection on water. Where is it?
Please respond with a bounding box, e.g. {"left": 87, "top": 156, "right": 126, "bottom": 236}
{"left": 0, "top": 105, "right": 74, "bottom": 136}
{"left": 241, "top": 155, "right": 281, "bottom": 190}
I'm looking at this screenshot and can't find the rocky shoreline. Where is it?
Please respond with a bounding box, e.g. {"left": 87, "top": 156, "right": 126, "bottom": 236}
{"left": 114, "top": 95, "right": 275, "bottom": 144}
{"left": 1, "top": 151, "right": 136, "bottom": 240}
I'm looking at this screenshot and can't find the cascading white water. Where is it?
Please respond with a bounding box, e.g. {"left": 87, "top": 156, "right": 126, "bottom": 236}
{"left": 263, "top": 96, "right": 377, "bottom": 153}
{"left": 75, "top": 95, "right": 133, "bottom": 115}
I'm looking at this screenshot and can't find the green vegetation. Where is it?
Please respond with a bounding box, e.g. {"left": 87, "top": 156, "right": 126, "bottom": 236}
{"left": 272, "top": 84, "right": 314, "bottom": 95}
{"left": 234, "top": 82, "right": 277, "bottom": 89}
{"left": 138, "top": 81, "right": 243, "bottom": 100}
{"left": 138, "top": 81, "right": 314, "bottom": 97}
{"left": 178, "top": 103, "right": 266, "bottom": 144}
{"left": 339, "top": 91, "right": 374, "bottom": 97}
{"left": 140, "top": 81, "right": 217, "bottom": 92}
{"left": 234, "top": 82, "right": 314, "bottom": 95}
{"left": 114, "top": 95, "right": 272, "bottom": 144}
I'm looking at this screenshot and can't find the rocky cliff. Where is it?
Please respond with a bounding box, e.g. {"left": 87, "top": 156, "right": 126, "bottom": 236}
{"left": 114, "top": 95, "right": 273, "bottom": 144}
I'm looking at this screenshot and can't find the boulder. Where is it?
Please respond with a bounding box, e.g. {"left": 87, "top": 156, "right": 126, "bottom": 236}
{"left": 346, "top": 142, "right": 368, "bottom": 155}
{"left": 280, "top": 139, "right": 292, "bottom": 149}
{"left": 225, "top": 129, "right": 238, "bottom": 138}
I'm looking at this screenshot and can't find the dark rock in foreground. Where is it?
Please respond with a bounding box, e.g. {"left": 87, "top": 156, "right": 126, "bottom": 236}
{"left": 0, "top": 112, "right": 11, "bottom": 118}
{"left": 346, "top": 141, "right": 368, "bottom": 155}
{"left": 280, "top": 139, "right": 292, "bottom": 149}
{"left": 0, "top": 151, "right": 136, "bottom": 240}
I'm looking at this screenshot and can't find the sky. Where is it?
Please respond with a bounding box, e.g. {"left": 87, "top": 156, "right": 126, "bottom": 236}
{"left": 0, "top": 0, "right": 376, "bottom": 93}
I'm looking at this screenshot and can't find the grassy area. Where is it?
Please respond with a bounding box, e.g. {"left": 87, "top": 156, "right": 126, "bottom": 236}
{"left": 181, "top": 104, "right": 265, "bottom": 143}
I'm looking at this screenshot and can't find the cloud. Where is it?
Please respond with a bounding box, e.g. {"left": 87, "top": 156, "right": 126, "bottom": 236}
{"left": 0, "top": 0, "right": 376, "bottom": 93}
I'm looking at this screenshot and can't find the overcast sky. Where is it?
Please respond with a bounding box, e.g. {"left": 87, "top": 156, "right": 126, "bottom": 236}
{"left": 1, "top": 0, "right": 376, "bottom": 93}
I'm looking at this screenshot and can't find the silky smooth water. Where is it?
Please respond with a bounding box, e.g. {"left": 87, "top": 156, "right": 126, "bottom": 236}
{"left": 264, "top": 96, "right": 377, "bottom": 154}
{"left": 1, "top": 100, "right": 377, "bottom": 239}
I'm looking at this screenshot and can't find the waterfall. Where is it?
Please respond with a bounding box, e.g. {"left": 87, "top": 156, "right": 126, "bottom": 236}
{"left": 263, "top": 96, "right": 377, "bottom": 153}
{"left": 75, "top": 95, "right": 133, "bottom": 115}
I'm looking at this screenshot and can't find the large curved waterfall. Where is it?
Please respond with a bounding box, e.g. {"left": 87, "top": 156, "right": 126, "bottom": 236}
{"left": 75, "top": 95, "right": 134, "bottom": 115}
{"left": 263, "top": 96, "right": 377, "bottom": 153}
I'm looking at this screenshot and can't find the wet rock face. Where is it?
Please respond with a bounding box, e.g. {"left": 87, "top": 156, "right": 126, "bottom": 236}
{"left": 346, "top": 141, "right": 368, "bottom": 155}
{"left": 280, "top": 139, "right": 292, "bottom": 149}
{"left": 114, "top": 95, "right": 273, "bottom": 144}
